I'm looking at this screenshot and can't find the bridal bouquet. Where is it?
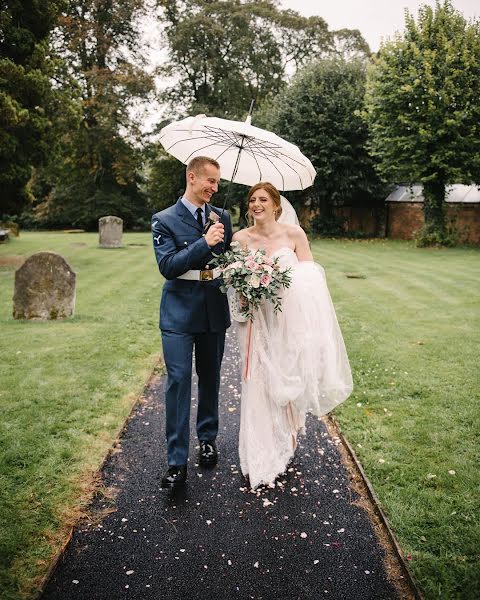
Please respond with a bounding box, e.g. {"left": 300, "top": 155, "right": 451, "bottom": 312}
{"left": 213, "top": 241, "right": 292, "bottom": 321}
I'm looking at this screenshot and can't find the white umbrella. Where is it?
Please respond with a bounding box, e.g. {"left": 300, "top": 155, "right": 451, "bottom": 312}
{"left": 159, "top": 111, "right": 316, "bottom": 192}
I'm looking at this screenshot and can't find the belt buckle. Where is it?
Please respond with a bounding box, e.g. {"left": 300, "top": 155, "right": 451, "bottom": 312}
{"left": 200, "top": 269, "right": 213, "bottom": 281}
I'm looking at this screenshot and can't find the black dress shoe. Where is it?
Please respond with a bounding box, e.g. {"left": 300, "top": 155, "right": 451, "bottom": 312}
{"left": 199, "top": 440, "right": 218, "bottom": 466}
{"left": 161, "top": 465, "right": 187, "bottom": 489}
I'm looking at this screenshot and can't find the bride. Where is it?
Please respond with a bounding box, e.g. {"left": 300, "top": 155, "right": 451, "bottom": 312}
{"left": 231, "top": 182, "right": 353, "bottom": 489}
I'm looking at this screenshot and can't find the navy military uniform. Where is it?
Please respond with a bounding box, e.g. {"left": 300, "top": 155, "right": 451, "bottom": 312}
{"left": 152, "top": 199, "right": 232, "bottom": 466}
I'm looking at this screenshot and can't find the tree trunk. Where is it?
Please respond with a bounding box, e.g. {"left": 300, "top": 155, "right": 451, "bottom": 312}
{"left": 422, "top": 179, "right": 446, "bottom": 235}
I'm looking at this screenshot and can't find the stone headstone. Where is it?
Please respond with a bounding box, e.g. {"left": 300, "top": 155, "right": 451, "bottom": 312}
{"left": 99, "top": 216, "right": 123, "bottom": 248}
{"left": 0, "top": 221, "right": 19, "bottom": 236}
{"left": 13, "top": 252, "right": 76, "bottom": 320}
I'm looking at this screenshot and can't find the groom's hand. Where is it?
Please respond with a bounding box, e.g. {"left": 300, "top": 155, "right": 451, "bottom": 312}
{"left": 205, "top": 222, "right": 224, "bottom": 247}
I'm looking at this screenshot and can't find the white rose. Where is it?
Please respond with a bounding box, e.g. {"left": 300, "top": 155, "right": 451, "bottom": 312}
{"left": 248, "top": 273, "right": 261, "bottom": 288}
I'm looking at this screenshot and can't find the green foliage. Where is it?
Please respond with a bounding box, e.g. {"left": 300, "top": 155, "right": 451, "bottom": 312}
{"left": 310, "top": 213, "right": 346, "bottom": 237}
{"left": 158, "top": 0, "right": 370, "bottom": 119}
{"left": 365, "top": 1, "right": 480, "bottom": 243}
{"left": 31, "top": 177, "right": 149, "bottom": 230}
{"left": 262, "top": 58, "right": 386, "bottom": 220}
{"left": 30, "top": 0, "right": 155, "bottom": 229}
{"left": 143, "top": 145, "right": 187, "bottom": 211}
{"left": 159, "top": 0, "right": 324, "bottom": 118}
{"left": 415, "top": 224, "right": 458, "bottom": 247}
{"left": 0, "top": 1, "right": 65, "bottom": 214}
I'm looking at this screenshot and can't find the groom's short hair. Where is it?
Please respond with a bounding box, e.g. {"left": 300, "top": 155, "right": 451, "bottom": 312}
{"left": 186, "top": 156, "right": 220, "bottom": 177}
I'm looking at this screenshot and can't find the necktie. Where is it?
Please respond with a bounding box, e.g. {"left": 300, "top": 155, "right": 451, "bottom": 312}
{"left": 195, "top": 207, "right": 203, "bottom": 229}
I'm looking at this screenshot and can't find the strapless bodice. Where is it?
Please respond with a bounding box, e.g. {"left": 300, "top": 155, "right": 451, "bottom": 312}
{"left": 269, "top": 246, "right": 298, "bottom": 268}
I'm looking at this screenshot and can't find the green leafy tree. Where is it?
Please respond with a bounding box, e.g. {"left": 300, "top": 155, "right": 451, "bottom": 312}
{"left": 153, "top": 0, "right": 370, "bottom": 220}
{"left": 261, "top": 58, "right": 385, "bottom": 232}
{"left": 365, "top": 0, "right": 480, "bottom": 245}
{"left": 0, "top": 0, "right": 64, "bottom": 215}
{"left": 33, "top": 0, "right": 155, "bottom": 229}
{"left": 158, "top": 0, "right": 369, "bottom": 119}
{"left": 143, "top": 145, "right": 186, "bottom": 211}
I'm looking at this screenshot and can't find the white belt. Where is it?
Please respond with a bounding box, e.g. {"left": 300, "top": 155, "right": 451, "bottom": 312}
{"left": 177, "top": 268, "right": 222, "bottom": 281}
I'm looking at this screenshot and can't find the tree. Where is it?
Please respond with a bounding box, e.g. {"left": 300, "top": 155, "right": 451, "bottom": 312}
{"left": 143, "top": 145, "right": 186, "bottom": 212}
{"left": 158, "top": 0, "right": 369, "bottom": 119}
{"left": 32, "top": 0, "right": 155, "bottom": 229}
{"left": 261, "top": 58, "right": 385, "bottom": 232}
{"left": 0, "top": 0, "right": 64, "bottom": 215}
{"left": 365, "top": 0, "right": 480, "bottom": 245}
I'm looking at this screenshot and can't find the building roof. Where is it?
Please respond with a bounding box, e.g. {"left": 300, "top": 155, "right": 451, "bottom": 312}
{"left": 386, "top": 184, "right": 480, "bottom": 204}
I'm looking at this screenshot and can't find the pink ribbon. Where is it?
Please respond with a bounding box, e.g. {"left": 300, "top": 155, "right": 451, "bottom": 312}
{"left": 243, "top": 320, "right": 253, "bottom": 381}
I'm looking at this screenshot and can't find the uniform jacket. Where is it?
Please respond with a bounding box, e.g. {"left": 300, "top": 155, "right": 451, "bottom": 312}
{"left": 152, "top": 199, "right": 232, "bottom": 333}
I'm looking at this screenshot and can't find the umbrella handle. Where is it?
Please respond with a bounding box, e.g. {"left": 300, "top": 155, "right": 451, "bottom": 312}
{"left": 219, "top": 99, "right": 256, "bottom": 249}
{"left": 245, "top": 99, "right": 255, "bottom": 125}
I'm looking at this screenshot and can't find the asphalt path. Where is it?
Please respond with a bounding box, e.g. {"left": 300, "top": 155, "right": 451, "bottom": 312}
{"left": 41, "top": 326, "right": 402, "bottom": 600}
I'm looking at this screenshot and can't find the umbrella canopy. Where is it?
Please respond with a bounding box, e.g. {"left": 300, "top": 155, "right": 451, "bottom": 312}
{"left": 159, "top": 114, "right": 316, "bottom": 191}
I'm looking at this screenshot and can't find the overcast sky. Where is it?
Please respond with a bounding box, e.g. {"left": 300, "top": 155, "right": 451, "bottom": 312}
{"left": 279, "top": 0, "right": 479, "bottom": 52}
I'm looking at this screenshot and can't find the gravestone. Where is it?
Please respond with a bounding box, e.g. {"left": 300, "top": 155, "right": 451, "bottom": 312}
{"left": 0, "top": 220, "right": 19, "bottom": 236}
{"left": 99, "top": 216, "right": 123, "bottom": 248}
{"left": 13, "top": 252, "right": 76, "bottom": 320}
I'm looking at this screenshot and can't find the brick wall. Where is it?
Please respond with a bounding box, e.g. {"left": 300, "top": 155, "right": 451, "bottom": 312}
{"left": 387, "top": 202, "right": 480, "bottom": 244}
{"left": 336, "top": 206, "right": 379, "bottom": 235}
{"left": 386, "top": 202, "right": 424, "bottom": 239}
{"left": 447, "top": 204, "right": 480, "bottom": 244}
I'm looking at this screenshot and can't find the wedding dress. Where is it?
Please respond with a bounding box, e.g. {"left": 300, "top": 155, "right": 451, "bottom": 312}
{"left": 237, "top": 247, "right": 353, "bottom": 489}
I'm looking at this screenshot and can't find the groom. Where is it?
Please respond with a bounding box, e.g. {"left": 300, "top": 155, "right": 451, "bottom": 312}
{"left": 151, "top": 156, "right": 232, "bottom": 489}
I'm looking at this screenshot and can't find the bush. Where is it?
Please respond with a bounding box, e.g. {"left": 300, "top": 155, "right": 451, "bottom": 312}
{"left": 310, "top": 214, "right": 346, "bottom": 237}
{"left": 29, "top": 180, "right": 150, "bottom": 231}
{"left": 415, "top": 226, "right": 458, "bottom": 248}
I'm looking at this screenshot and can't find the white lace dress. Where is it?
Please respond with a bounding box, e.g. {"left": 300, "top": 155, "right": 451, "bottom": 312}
{"left": 237, "top": 248, "right": 353, "bottom": 489}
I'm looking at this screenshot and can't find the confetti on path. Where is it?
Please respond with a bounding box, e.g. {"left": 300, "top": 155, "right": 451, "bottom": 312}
{"left": 41, "top": 327, "right": 408, "bottom": 600}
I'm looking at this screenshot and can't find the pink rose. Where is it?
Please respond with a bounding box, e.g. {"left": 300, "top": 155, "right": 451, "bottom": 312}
{"left": 261, "top": 273, "right": 272, "bottom": 287}
{"left": 245, "top": 258, "right": 260, "bottom": 271}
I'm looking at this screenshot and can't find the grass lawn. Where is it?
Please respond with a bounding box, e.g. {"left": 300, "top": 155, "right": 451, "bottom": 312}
{"left": 0, "top": 232, "right": 162, "bottom": 599}
{"left": 0, "top": 232, "right": 479, "bottom": 599}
